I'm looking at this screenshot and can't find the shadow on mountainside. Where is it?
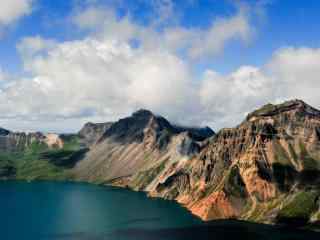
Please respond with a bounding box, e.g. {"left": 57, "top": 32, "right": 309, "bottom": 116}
{"left": 41, "top": 148, "right": 89, "bottom": 168}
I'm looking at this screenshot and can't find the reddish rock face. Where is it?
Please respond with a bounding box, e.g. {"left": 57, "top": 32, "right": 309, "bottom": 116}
{"left": 190, "top": 191, "right": 241, "bottom": 220}
{"left": 63, "top": 100, "right": 320, "bottom": 224}
{"left": 142, "top": 100, "right": 320, "bottom": 223}
{"left": 153, "top": 100, "right": 320, "bottom": 222}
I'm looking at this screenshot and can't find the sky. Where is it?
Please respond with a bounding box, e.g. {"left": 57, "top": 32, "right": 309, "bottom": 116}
{"left": 0, "top": 0, "right": 320, "bottom": 133}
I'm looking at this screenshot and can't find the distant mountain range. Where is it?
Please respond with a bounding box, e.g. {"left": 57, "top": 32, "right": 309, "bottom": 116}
{"left": 0, "top": 99, "right": 320, "bottom": 227}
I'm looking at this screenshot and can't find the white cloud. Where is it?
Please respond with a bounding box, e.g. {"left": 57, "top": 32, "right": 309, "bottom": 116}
{"left": 0, "top": 68, "right": 13, "bottom": 88}
{"left": 266, "top": 47, "right": 320, "bottom": 106}
{"left": 71, "top": 4, "right": 253, "bottom": 59}
{"left": 17, "top": 36, "right": 57, "bottom": 69}
{"left": 188, "top": 11, "right": 252, "bottom": 59}
{"left": 198, "top": 47, "right": 320, "bottom": 128}
{"left": 0, "top": 0, "right": 34, "bottom": 26}
{"left": 72, "top": 6, "right": 112, "bottom": 30}
{"left": 0, "top": 37, "right": 195, "bottom": 132}
{"left": 199, "top": 66, "right": 275, "bottom": 127}
{"left": 5, "top": 35, "right": 320, "bottom": 133}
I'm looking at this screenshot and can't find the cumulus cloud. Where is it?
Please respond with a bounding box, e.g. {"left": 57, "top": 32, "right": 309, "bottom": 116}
{"left": 0, "top": 0, "right": 34, "bottom": 26}
{"left": 188, "top": 11, "right": 252, "bottom": 59}
{"left": 71, "top": 3, "right": 253, "bottom": 59}
{"left": 266, "top": 47, "right": 320, "bottom": 105}
{"left": 199, "top": 66, "right": 276, "bottom": 127}
{"left": 4, "top": 33, "right": 320, "bottom": 132}
{"left": 198, "top": 47, "right": 320, "bottom": 128}
{"left": 0, "top": 38, "right": 196, "bottom": 131}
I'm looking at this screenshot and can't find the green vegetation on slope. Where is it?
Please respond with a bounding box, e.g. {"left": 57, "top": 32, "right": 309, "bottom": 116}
{"left": 130, "top": 160, "right": 167, "bottom": 190}
{"left": 0, "top": 135, "right": 86, "bottom": 181}
{"left": 299, "top": 141, "right": 319, "bottom": 170}
{"left": 277, "top": 190, "right": 319, "bottom": 223}
{"left": 273, "top": 141, "right": 291, "bottom": 166}
{"left": 248, "top": 104, "right": 275, "bottom": 118}
{"left": 223, "top": 165, "right": 247, "bottom": 199}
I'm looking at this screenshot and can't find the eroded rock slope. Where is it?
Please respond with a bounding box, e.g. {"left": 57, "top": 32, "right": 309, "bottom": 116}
{"left": 72, "top": 109, "right": 214, "bottom": 185}
{"left": 73, "top": 100, "right": 320, "bottom": 225}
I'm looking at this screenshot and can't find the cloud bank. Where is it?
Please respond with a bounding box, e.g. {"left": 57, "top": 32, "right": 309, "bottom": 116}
{"left": 0, "top": 1, "right": 320, "bottom": 133}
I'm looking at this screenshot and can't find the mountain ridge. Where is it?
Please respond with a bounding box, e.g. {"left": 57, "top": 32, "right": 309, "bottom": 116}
{"left": 0, "top": 99, "right": 319, "bottom": 228}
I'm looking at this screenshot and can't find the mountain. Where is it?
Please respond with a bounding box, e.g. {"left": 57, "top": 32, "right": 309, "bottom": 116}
{"left": 72, "top": 100, "right": 320, "bottom": 226}
{"left": 144, "top": 99, "right": 320, "bottom": 225}
{"left": 72, "top": 109, "right": 214, "bottom": 185}
{"left": 0, "top": 100, "right": 319, "bottom": 227}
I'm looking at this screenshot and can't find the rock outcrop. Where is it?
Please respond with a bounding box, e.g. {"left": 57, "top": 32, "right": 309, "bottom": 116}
{"left": 0, "top": 128, "right": 64, "bottom": 152}
{"left": 144, "top": 100, "right": 320, "bottom": 224}
{"left": 78, "top": 122, "right": 113, "bottom": 147}
{"left": 73, "top": 100, "right": 320, "bottom": 225}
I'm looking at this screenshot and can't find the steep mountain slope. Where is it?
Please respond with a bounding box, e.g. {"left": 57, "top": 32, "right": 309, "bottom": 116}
{"left": 78, "top": 122, "right": 113, "bottom": 147}
{"left": 136, "top": 100, "right": 320, "bottom": 225}
{"left": 72, "top": 109, "right": 214, "bottom": 185}
{"left": 72, "top": 100, "right": 320, "bottom": 225}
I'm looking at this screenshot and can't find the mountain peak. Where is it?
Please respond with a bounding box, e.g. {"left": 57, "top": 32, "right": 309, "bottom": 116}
{"left": 0, "top": 127, "right": 11, "bottom": 136}
{"left": 246, "top": 99, "right": 320, "bottom": 121}
{"left": 101, "top": 109, "right": 168, "bottom": 144}
{"left": 132, "top": 109, "right": 154, "bottom": 118}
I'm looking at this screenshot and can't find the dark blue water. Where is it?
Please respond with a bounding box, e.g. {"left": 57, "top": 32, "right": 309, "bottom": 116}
{"left": 0, "top": 181, "right": 319, "bottom": 240}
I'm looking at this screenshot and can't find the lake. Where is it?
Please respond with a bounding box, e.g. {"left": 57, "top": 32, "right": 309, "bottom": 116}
{"left": 0, "top": 181, "right": 319, "bottom": 240}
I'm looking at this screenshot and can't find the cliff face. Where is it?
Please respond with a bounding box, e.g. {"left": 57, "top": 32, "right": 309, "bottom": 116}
{"left": 72, "top": 100, "right": 320, "bottom": 225}
{"left": 142, "top": 100, "right": 320, "bottom": 224}
{"left": 0, "top": 129, "right": 63, "bottom": 152}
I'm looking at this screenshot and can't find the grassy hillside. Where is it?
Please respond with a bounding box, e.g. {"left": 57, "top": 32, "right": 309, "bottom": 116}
{"left": 0, "top": 135, "right": 87, "bottom": 181}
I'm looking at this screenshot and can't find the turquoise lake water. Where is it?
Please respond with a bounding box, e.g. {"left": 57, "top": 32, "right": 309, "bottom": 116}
{"left": 0, "top": 181, "right": 319, "bottom": 240}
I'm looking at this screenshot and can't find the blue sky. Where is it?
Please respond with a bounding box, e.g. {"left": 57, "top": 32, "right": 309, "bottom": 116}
{"left": 1, "top": 0, "right": 320, "bottom": 74}
{"left": 0, "top": 0, "right": 320, "bottom": 132}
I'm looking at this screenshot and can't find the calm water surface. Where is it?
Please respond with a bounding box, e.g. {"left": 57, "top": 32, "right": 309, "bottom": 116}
{"left": 0, "top": 181, "right": 319, "bottom": 240}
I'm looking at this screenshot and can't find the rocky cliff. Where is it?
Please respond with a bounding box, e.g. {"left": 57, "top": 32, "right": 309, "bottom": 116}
{"left": 0, "top": 128, "right": 63, "bottom": 152}
{"left": 72, "top": 100, "right": 320, "bottom": 226}
{"left": 78, "top": 122, "right": 113, "bottom": 147}
{"left": 121, "top": 100, "right": 320, "bottom": 225}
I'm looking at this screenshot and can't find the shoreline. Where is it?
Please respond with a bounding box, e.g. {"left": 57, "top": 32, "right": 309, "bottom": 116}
{"left": 1, "top": 178, "right": 320, "bottom": 232}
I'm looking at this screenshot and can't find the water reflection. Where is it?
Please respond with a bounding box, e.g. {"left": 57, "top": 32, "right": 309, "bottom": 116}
{"left": 48, "top": 220, "right": 320, "bottom": 240}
